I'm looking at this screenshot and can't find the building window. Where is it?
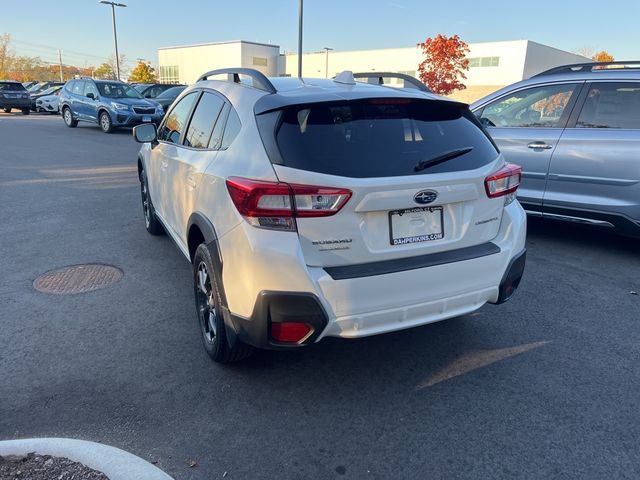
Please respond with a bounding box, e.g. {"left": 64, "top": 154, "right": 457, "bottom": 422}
{"left": 468, "top": 57, "right": 500, "bottom": 68}
{"left": 159, "top": 65, "right": 180, "bottom": 84}
{"left": 252, "top": 57, "right": 268, "bottom": 67}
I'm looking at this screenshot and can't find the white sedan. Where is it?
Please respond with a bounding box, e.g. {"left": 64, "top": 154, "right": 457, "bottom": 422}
{"left": 35, "top": 93, "right": 60, "bottom": 114}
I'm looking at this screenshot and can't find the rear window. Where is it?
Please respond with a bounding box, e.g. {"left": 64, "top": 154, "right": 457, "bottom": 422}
{"left": 273, "top": 99, "right": 499, "bottom": 178}
{"left": 0, "top": 82, "right": 26, "bottom": 92}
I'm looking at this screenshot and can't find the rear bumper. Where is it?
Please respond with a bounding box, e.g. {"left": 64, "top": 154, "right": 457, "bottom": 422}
{"left": 220, "top": 201, "right": 527, "bottom": 348}
{"left": 0, "top": 98, "right": 31, "bottom": 109}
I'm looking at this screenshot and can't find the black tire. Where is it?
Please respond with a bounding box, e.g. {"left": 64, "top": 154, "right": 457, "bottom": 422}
{"left": 3, "top": 108, "right": 10, "bottom": 113}
{"left": 22, "top": 108, "right": 30, "bottom": 115}
{"left": 140, "top": 169, "right": 164, "bottom": 236}
{"left": 193, "top": 244, "right": 253, "bottom": 363}
{"left": 99, "top": 111, "right": 113, "bottom": 133}
{"left": 62, "top": 107, "right": 77, "bottom": 127}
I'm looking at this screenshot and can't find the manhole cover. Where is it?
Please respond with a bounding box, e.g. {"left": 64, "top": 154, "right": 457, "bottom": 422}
{"left": 33, "top": 264, "right": 123, "bottom": 294}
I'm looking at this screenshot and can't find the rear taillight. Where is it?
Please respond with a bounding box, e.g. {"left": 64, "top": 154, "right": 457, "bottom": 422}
{"left": 226, "top": 177, "right": 351, "bottom": 231}
{"left": 485, "top": 164, "right": 521, "bottom": 202}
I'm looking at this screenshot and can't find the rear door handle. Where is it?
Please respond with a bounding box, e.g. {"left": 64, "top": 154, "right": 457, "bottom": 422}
{"left": 527, "top": 142, "right": 553, "bottom": 150}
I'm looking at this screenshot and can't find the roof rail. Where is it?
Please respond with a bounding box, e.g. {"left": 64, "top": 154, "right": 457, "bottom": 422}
{"left": 534, "top": 61, "right": 640, "bottom": 77}
{"left": 197, "top": 68, "right": 276, "bottom": 94}
{"left": 352, "top": 72, "right": 432, "bottom": 93}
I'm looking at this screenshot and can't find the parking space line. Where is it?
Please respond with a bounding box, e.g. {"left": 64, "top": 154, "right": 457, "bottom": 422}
{"left": 416, "top": 340, "right": 549, "bottom": 389}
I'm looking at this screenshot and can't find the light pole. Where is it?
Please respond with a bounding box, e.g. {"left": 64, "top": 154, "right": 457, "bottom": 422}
{"left": 99, "top": 1, "right": 126, "bottom": 80}
{"left": 323, "top": 47, "right": 333, "bottom": 78}
{"left": 297, "top": 0, "right": 303, "bottom": 78}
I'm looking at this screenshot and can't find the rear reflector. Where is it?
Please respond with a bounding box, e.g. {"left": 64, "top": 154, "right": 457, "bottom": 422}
{"left": 271, "top": 322, "right": 314, "bottom": 343}
{"left": 485, "top": 164, "right": 522, "bottom": 198}
{"left": 226, "top": 177, "right": 351, "bottom": 231}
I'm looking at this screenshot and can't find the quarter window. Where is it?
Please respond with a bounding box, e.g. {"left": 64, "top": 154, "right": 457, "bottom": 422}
{"left": 221, "top": 108, "right": 241, "bottom": 149}
{"left": 576, "top": 83, "right": 640, "bottom": 129}
{"left": 184, "top": 92, "right": 225, "bottom": 149}
{"left": 479, "top": 83, "right": 579, "bottom": 128}
{"left": 158, "top": 91, "right": 198, "bottom": 144}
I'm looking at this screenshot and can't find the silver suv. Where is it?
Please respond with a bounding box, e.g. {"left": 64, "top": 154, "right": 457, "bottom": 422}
{"left": 471, "top": 61, "right": 640, "bottom": 236}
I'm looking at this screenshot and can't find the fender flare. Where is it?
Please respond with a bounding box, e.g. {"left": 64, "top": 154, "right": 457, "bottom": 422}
{"left": 187, "top": 212, "right": 240, "bottom": 348}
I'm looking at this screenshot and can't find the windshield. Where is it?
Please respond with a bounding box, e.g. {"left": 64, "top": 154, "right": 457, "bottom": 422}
{"left": 28, "top": 83, "right": 45, "bottom": 92}
{"left": 97, "top": 82, "right": 143, "bottom": 99}
{"left": 39, "top": 86, "right": 61, "bottom": 96}
{"left": 156, "top": 86, "right": 185, "bottom": 99}
{"left": 273, "top": 99, "right": 499, "bottom": 178}
{"left": 132, "top": 84, "right": 148, "bottom": 92}
{"left": 0, "top": 82, "right": 26, "bottom": 92}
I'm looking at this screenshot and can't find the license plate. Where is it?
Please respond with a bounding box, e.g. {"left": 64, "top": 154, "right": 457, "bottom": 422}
{"left": 389, "top": 206, "right": 444, "bottom": 245}
{"left": 142, "top": 115, "right": 151, "bottom": 123}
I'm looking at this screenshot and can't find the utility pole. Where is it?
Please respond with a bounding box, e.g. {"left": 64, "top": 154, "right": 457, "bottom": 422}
{"left": 323, "top": 47, "right": 333, "bottom": 78}
{"left": 297, "top": 0, "right": 303, "bottom": 78}
{"left": 58, "top": 49, "right": 64, "bottom": 82}
{"left": 99, "top": 1, "right": 127, "bottom": 80}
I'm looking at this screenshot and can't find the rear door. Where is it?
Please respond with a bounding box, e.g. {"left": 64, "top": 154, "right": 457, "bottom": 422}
{"left": 474, "top": 82, "right": 583, "bottom": 211}
{"left": 544, "top": 81, "right": 640, "bottom": 222}
{"left": 267, "top": 98, "right": 507, "bottom": 267}
{"left": 169, "top": 90, "right": 226, "bottom": 241}
{"left": 83, "top": 81, "right": 100, "bottom": 122}
{"left": 70, "top": 80, "right": 87, "bottom": 118}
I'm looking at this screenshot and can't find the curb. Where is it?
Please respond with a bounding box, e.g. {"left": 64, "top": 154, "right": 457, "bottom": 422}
{"left": 0, "top": 438, "right": 173, "bottom": 480}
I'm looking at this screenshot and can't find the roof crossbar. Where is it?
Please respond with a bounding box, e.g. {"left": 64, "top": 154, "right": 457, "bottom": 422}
{"left": 534, "top": 61, "right": 640, "bottom": 77}
{"left": 352, "top": 72, "right": 432, "bottom": 93}
{"left": 197, "top": 68, "right": 277, "bottom": 94}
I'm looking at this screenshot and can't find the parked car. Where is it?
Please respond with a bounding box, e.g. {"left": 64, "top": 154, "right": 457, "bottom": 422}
{"left": 471, "top": 61, "right": 640, "bottom": 236}
{"left": 132, "top": 68, "right": 526, "bottom": 363}
{"left": 153, "top": 85, "right": 187, "bottom": 110}
{"left": 133, "top": 83, "right": 182, "bottom": 99}
{"left": 30, "top": 85, "right": 63, "bottom": 111}
{"left": 22, "top": 81, "right": 38, "bottom": 90}
{"left": 35, "top": 92, "right": 60, "bottom": 114}
{"left": 0, "top": 80, "right": 31, "bottom": 114}
{"left": 28, "top": 81, "right": 64, "bottom": 95}
{"left": 59, "top": 78, "right": 164, "bottom": 133}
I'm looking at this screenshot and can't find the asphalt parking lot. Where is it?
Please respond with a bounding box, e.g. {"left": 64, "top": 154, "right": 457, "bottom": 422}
{"left": 1, "top": 112, "right": 639, "bottom": 480}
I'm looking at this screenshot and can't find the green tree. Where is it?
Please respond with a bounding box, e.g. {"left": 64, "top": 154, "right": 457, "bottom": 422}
{"left": 128, "top": 61, "right": 157, "bottom": 83}
{"left": 94, "top": 62, "right": 115, "bottom": 79}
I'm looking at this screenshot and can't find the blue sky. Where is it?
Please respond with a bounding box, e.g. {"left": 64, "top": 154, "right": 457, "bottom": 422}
{"left": 4, "top": 0, "right": 640, "bottom": 68}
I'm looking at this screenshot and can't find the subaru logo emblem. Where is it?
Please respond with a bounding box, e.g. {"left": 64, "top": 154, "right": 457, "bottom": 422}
{"left": 414, "top": 190, "right": 438, "bottom": 205}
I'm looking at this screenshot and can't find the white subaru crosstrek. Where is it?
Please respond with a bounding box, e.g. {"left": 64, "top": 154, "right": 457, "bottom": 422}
{"left": 133, "top": 68, "right": 527, "bottom": 363}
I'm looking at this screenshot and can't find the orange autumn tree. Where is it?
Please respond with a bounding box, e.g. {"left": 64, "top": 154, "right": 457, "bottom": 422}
{"left": 417, "top": 34, "right": 469, "bottom": 95}
{"left": 592, "top": 51, "right": 615, "bottom": 62}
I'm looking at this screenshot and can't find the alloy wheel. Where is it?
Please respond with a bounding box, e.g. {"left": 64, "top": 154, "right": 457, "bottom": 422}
{"left": 195, "top": 262, "right": 217, "bottom": 343}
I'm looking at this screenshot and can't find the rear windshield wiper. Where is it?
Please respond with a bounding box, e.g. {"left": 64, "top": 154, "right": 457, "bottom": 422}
{"left": 414, "top": 147, "right": 474, "bottom": 172}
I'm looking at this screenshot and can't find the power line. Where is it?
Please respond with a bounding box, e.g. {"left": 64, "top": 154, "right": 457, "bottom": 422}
{"left": 11, "top": 38, "right": 112, "bottom": 62}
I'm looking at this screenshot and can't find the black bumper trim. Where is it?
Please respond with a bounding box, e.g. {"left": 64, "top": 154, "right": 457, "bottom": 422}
{"left": 323, "top": 242, "right": 501, "bottom": 280}
{"left": 230, "top": 291, "right": 329, "bottom": 350}
{"left": 494, "top": 248, "right": 526, "bottom": 304}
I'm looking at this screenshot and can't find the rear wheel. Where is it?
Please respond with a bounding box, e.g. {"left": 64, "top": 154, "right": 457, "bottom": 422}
{"left": 99, "top": 111, "right": 113, "bottom": 133}
{"left": 139, "top": 168, "right": 164, "bottom": 235}
{"left": 62, "top": 107, "right": 77, "bottom": 127}
{"left": 193, "top": 244, "right": 253, "bottom": 364}
{"left": 22, "top": 108, "right": 30, "bottom": 115}
{"left": 3, "top": 108, "right": 10, "bottom": 113}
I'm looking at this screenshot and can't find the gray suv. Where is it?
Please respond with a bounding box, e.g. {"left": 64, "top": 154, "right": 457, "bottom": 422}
{"left": 471, "top": 61, "right": 640, "bottom": 236}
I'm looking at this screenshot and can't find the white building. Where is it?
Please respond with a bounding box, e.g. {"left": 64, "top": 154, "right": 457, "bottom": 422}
{"left": 158, "top": 39, "right": 589, "bottom": 102}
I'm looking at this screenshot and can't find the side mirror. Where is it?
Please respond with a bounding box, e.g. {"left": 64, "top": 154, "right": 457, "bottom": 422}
{"left": 86, "top": 92, "right": 95, "bottom": 100}
{"left": 133, "top": 123, "right": 157, "bottom": 143}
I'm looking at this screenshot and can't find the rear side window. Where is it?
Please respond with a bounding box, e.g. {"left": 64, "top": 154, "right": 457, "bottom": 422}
{"left": 0, "top": 82, "right": 26, "bottom": 91}
{"left": 577, "top": 82, "right": 640, "bottom": 129}
{"left": 158, "top": 91, "right": 198, "bottom": 144}
{"left": 184, "top": 92, "right": 225, "bottom": 149}
{"left": 221, "top": 108, "right": 241, "bottom": 149}
{"left": 273, "top": 99, "right": 498, "bottom": 178}
{"left": 72, "top": 81, "right": 85, "bottom": 95}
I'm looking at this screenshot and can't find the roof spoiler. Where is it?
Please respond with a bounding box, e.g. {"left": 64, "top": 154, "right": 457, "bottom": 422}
{"left": 352, "top": 72, "right": 432, "bottom": 93}
{"left": 197, "top": 68, "right": 277, "bottom": 94}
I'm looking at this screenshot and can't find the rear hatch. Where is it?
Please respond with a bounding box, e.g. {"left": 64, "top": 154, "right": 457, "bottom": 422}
{"left": 259, "top": 97, "right": 508, "bottom": 268}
